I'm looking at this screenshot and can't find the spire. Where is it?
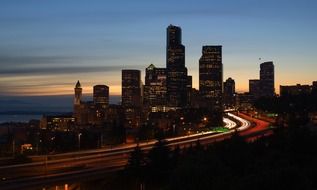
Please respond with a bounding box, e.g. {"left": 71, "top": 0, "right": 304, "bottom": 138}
{"left": 75, "top": 80, "right": 81, "bottom": 88}
{"left": 147, "top": 63, "right": 156, "bottom": 70}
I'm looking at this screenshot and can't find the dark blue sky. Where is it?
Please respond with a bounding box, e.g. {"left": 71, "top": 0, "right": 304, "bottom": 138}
{"left": 0, "top": 0, "right": 316, "bottom": 95}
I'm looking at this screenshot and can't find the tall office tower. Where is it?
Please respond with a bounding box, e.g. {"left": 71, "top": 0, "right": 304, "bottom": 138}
{"left": 187, "top": 75, "right": 193, "bottom": 106}
{"left": 249, "top": 79, "right": 261, "bottom": 99}
{"left": 312, "top": 81, "right": 317, "bottom": 96}
{"left": 122, "top": 70, "right": 142, "bottom": 128}
{"left": 122, "top": 70, "right": 142, "bottom": 108}
{"left": 93, "top": 85, "right": 109, "bottom": 107}
{"left": 199, "top": 46, "right": 223, "bottom": 126}
{"left": 312, "top": 81, "right": 317, "bottom": 91}
{"left": 73, "top": 80, "right": 82, "bottom": 122}
{"left": 166, "top": 24, "right": 188, "bottom": 108}
{"left": 144, "top": 64, "right": 167, "bottom": 111}
{"left": 260, "top": 61, "right": 275, "bottom": 97}
{"left": 224, "top": 77, "right": 235, "bottom": 107}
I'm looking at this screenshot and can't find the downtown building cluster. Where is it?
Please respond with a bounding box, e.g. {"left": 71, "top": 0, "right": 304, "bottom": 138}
{"left": 40, "top": 25, "right": 278, "bottom": 137}
{"left": 120, "top": 25, "right": 224, "bottom": 129}
{"left": 51, "top": 25, "right": 226, "bottom": 136}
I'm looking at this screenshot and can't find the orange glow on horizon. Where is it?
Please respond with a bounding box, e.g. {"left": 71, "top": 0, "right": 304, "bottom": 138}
{"left": 1, "top": 70, "right": 315, "bottom": 96}
{"left": 1, "top": 85, "right": 122, "bottom": 96}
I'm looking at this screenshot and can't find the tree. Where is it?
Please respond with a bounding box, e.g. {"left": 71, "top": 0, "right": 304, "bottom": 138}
{"left": 125, "top": 144, "right": 146, "bottom": 190}
{"left": 146, "top": 138, "right": 171, "bottom": 186}
{"left": 126, "top": 144, "right": 145, "bottom": 173}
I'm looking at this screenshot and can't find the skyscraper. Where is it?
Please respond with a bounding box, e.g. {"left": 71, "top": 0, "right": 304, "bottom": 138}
{"left": 144, "top": 64, "right": 167, "bottom": 111}
{"left": 93, "top": 85, "right": 109, "bottom": 107}
{"left": 313, "top": 81, "right": 317, "bottom": 89}
{"left": 312, "top": 81, "right": 317, "bottom": 95}
{"left": 199, "top": 46, "right": 223, "bottom": 126}
{"left": 224, "top": 77, "right": 235, "bottom": 107}
{"left": 199, "top": 46, "right": 223, "bottom": 106}
{"left": 187, "top": 75, "right": 193, "bottom": 106}
{"left": 249, "top": 79, "right": 261, "bottom": 99}
{"left": 166, "top": 24, "right": 188, "bottom": 108}
{"left": 260, "top": 61, "right": 275, "bottom": 97}
{"left": 122, "top": 70, "right": 142, "bottom": 108}
{"left": 313, "top": 81, "right": 317, "bottom": 91}
{"left": 122, "top": 70, "right": 142, "bottom": 128}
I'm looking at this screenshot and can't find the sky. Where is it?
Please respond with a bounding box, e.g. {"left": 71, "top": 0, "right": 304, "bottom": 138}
{"left": 0, "top": 0, "right": 316, "bottom": 96}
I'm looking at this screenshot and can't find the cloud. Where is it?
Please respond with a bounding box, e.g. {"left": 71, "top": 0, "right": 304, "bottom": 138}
{"left": 0, "top": 65, "right": 141, "bottom": 75}
{"left": 0, "top": 55, "right": 123, "bottom": 66}
{"left": 0, "top": 55, "right": 144, "bottom": 76}
{"left": 0, "top": 55, "right": 76, "bottom": 66}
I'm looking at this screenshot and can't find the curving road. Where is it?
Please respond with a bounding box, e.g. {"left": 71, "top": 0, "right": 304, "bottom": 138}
{"left": 0, "top": 113, "right": 269, "bottom": 190}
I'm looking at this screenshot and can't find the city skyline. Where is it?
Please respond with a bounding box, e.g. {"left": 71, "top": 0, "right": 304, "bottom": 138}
{"left": 0, "top": 0, "right": 317, "bottom": 96}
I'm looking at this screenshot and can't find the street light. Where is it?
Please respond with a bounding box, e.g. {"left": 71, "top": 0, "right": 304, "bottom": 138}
{"left": 78, "top": 133, "right": 82, "bottom": 150}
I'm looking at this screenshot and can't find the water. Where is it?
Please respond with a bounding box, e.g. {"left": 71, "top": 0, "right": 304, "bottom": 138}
{"left": 0, "top": 114, "right": 42, "bottom": 123}
{"left": 0, "top": 95, "right": 121, "bottom": 123}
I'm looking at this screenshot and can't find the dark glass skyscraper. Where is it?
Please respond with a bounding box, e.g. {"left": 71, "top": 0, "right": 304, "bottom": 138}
{"left": 260, "top": 61, "right": 275, "bottom": 97}
{"left": 224, "top": 77, "right": 235, "bottom": 107}
{"left": 313, "top": 81, "right": 317, "bottom": 91}
{"left": 249, "top": 79, "right": 261, "bottom": 99}
{"left": 199, "top": 46, "right": 223, "bottom": 126}
{"left": 122, "top": 70, "right": 142, "bottom": 108}
{"left": 166, "top": 24, "right": 188, "bottom": 108}
{"left": 122, "top": 70, "right": 142, "bottom": 128}
{"left": 187, "top": 75, "right": 193, "bottom": 106}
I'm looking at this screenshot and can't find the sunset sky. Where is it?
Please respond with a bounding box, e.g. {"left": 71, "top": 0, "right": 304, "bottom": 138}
{"left": 0, "top": 0, "right": 316, "bottom": 96}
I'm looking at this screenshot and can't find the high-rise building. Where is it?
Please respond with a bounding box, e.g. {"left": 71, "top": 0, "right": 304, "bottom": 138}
{"left": 73, "top": 80, "right": 82, "bottom": 121}
{"left": 199, "top": 46, "right": 223, "bottom": 126}
{"left": 166, "top": 24, "right": 188, "bottom": 108}
{"left": 312, "top": 81, "right": 317, "bottom": 95}
{"left": 249, "top": 79, "right": 261, "bottom": 99}
{"left": 144, "top": 64, "right": 167, "bottom": 111}
{"left": 224, "top": 77, "right": 235, "bottom": 107}
{"left": 93, "top": 85, "right": 109, "bottom": 107}
{"left": 122, "top": 70, "right": 142, "bottom": 108}
{"left": 199, "top": 46, "right": 223, "bottom": 106}
{"left": 122, "top": 70, "right": 142, "bottom": 128}
{"left": 260, "top": 61, "right": 275, "bottom": 97}
{"left": 313, "top": 81, "right": 317, "bottom": 90}
{"left": 187, "top": 75, "right": 192, "bottom": 106}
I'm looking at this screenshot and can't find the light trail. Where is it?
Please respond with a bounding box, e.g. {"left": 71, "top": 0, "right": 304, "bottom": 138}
{"left": 0, "top": 113, "right": 262, "bottom": 190}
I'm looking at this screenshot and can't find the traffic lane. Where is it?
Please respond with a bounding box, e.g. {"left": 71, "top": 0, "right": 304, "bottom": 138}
{"left": 238, "top": 113, "right": 270, "bottom": 136}
{"left": 0, "top": 153, "right": 129, "bottom": 180}
{"left": 0, "top": 116, "right": 242, "bottom": 180}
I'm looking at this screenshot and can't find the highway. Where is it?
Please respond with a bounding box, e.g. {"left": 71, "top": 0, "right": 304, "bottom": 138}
{"left": 227, "top": 112, "right": 251, "bottom": 131}
{"left": 0, "top": 113, "right": 270, "bottom": 190}
{"left": 223, "top": 117, "right": 237, "bottom": 129}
